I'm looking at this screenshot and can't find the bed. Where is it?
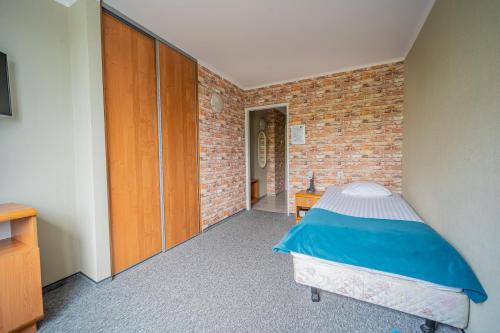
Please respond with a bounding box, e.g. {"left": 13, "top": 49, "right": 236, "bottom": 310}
{"left": 274, "top": 186, "right": 486, "bottom": 333}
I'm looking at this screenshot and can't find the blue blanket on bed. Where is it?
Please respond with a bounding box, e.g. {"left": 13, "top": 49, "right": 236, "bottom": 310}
{"left": 273, "top": 208, "right": 487, "bottom": 303}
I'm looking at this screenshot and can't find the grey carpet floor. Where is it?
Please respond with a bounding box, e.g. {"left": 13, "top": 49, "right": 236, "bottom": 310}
{"left": 40, "top": 210, "right": 460, "bottom": 333}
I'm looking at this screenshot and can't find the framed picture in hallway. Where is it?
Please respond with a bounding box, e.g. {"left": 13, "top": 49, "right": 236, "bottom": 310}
{"left": 258, "top": 131, "right": 267, "bottom": 168}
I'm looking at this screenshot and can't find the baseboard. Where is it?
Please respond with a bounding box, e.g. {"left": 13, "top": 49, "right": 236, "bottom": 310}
{"left": 42, "top": 273, "right": 81, "bottom": 294}
{"left": 42, "top": 272, "right": 111, "bottom": 294}
{"left": 202, "top": 208, "right": 246, "bottom": 232}
{"left": 79, "top": 271, "right": 112, "bottom": 285}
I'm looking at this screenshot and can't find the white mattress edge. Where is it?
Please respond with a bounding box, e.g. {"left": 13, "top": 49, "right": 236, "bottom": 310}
{"left": 290, "top": 252, "right": 462, "bottom": 293}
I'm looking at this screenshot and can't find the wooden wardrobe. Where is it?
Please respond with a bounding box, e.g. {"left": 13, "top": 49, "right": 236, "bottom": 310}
{"left": 159, "top": 44, "right": 200, "bottom": 249}
{"left": 102, "top": 12, "right": 200, "bottom": 274}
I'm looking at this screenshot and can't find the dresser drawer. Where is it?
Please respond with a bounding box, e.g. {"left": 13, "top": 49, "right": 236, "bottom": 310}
{"left": 296, "top": 196, "right": 318, "bottom": 208}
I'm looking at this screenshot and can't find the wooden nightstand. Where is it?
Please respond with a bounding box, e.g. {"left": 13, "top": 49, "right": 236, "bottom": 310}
{"left": 251, "top": 179, "right": 259, "bottom": 204}
{"left": 295, "top": 191, "right": 324, "bottom": 223}
{"left": 0, "top": 203, "right": 43, "bottom": 332}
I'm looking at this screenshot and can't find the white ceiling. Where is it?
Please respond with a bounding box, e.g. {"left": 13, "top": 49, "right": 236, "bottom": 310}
{"left": 54, "top": 0, "right": 78, "bottom": 6}
{"left": 103, "top": 0, "right": 435, "bottom": 89}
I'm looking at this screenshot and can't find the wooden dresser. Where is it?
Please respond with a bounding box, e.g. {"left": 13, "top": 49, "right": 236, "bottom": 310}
{"left": 295, "top": 191, "right": 324, "bottom": 223}
{"left": 0, "top": 203, "right": 43, "bottom": 333}
{"left": 251, "top": 179, "right": 259, "bottom": 204}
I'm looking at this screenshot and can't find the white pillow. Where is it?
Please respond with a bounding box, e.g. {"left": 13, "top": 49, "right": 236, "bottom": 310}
{"left": 341, "top": 182, "right": 392, "bottom": 197}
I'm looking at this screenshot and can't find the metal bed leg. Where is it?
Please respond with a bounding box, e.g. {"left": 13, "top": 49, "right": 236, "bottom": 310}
{"left": 420, "top": 319, "right": 437, "bottom": 333}
{"left": 311, "top": 287, "right": 320, "bottom": 302}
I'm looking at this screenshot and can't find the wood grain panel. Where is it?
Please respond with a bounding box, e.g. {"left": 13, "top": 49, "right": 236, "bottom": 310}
{"left": 0, "top": 205, "right": 43, "bottom": 333}
{"left": 159, "top": 43, "right": 200, "bottom": 249}
{"left": 102, "top": 13, "right": 162, "bottom": 274}
{"left": 0, "top": 203, "right": 37, "bottom": 223}
{"left": 0, "top": 247, "right": 43, "bottom": 332}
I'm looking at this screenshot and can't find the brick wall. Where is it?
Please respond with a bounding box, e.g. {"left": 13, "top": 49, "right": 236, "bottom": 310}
{"left": 265, "top": 110, "right": 277, "bottom": 195}
{"left": 198, "top": 61, "right": 404, "bottom": 225}
{"left": 265, "top": 110, "right": 286, "bottom": 196}
{"left": 244, "top": 62, "right": 404, "bottom": 213}
{"left": 274, "top": 111, "right": 286, "bottom": 194}
{"left": 198, "top": 66, "right": 246, "bottom": 229}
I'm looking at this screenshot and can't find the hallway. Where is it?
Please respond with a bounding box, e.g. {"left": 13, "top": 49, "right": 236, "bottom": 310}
{"left": 252, "top": 191, "right": 287, "bottom": 214}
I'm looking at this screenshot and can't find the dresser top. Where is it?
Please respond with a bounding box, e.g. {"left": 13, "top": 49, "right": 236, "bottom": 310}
{"left": 0, "top": 203, "right": 37, "bottom": 223}
{"left": 295, "top": 191, "right": 324, "bottom": 198}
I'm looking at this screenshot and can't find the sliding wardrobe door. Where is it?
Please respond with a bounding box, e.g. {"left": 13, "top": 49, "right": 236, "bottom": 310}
{"left": 159, "top": 43, "right": 200, "bottom": 249}
{"left": 102, "top": 13, "right": 162, "bottom": 274}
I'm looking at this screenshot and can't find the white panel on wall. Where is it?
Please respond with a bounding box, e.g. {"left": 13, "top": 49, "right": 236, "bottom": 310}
{"left": 0, "top": 221, "right": 11, "bottom": 240}
{"left": 291, "top": 124, "right": 305, "bottom": 144}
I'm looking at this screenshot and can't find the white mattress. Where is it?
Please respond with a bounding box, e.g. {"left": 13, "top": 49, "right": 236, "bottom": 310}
{"left": 292, "top": 252, "right": 469, "bottom": 329}
{"left": 308, "top": 185, "right": 461, "bottom": 292}
{"left": 290, "top": 185, "right": 469, "bottom": 328}
{"left": 292, "top": 253, "right": 461, "bottom": 293}
{"left": 314, "top": 186, "right": 423, "bottom": 222}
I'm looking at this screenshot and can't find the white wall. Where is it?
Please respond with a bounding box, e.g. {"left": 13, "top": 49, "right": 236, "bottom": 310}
{"left": 403, "top": 1, "right": 500, "bottom": 332}
{"left": 68, "top": 0, "right": 111, "bottom": 282}
{"left": 0, "top": 0, "right": 110, "bottom": 285}
{"left": 0, "top": 222, "right": 11, "bottom": 240}
{"left": 0, "top": 0, "right": 80, "bottom": 285}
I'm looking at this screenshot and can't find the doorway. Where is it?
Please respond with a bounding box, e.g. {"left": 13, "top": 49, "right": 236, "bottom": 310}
{"left": 245, "top": 104, "right": 289, "bottom": 214}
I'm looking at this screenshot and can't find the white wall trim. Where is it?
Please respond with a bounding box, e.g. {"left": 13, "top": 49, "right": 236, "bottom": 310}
{"left": 245, "top": 103, "right": 290, "bottom": 215}
{"left": 201, "top": 58, "right": 406, "bottom": 92}
{"left": 243, "top": 57, "right": 405, "bottom": 90}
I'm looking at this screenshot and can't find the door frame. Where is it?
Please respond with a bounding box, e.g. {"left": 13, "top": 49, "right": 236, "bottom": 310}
{"left": 244, "top": 103, "right": 289, "bottom": 215}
